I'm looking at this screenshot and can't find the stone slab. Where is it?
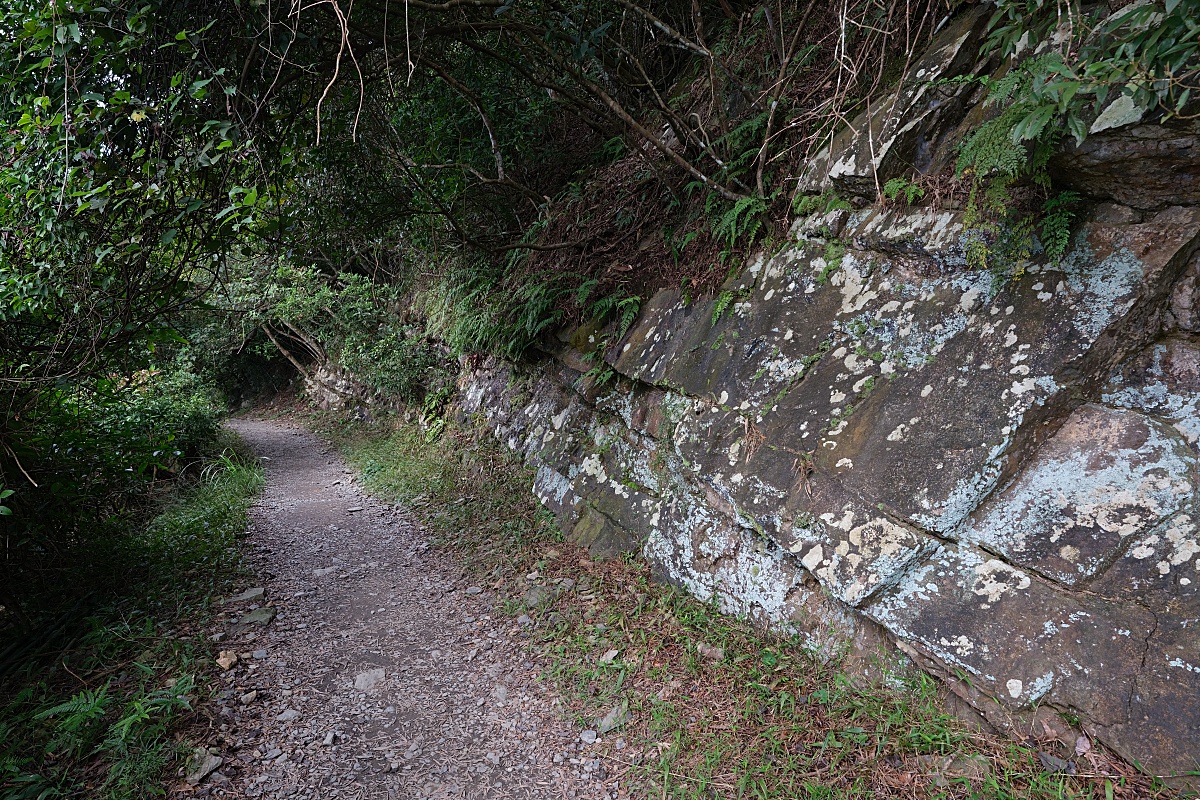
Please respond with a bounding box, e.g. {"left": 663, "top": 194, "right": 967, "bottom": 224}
{"left": 957, "top": 404, "right": 1195, "bottom": 585}
{"left": 831, "top": 207, "right": 1200, "bottom": 533}
{"left": 1104, "top": 336, "right": 1200, "bottom": 449}
{"left": 863, "top": 546, "right": 1179, "bottom": 766}
{"left": 1050, "top": 120, "right": 1200, "bottom": 210}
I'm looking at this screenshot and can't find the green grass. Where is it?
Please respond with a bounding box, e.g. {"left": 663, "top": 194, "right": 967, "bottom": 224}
{"left": 0, "top": 442, "right": 263, "bottom": 800}
{"left": 321, "top": 411, "right": 1176, "bottom": 800}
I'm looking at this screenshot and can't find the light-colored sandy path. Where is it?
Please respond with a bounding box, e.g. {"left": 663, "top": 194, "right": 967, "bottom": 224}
{"left": 188, "top": 418, "right": 607, "bottom": 800}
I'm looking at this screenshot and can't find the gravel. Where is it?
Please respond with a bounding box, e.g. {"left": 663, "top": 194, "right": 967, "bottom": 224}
{"left": 183, "top": 418, "right": 610, "bottom": 800}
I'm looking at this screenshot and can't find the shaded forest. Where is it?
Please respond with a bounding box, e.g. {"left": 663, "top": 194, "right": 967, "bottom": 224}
{"left": 1, "top": 0, "right": 1197, "bottom": 793}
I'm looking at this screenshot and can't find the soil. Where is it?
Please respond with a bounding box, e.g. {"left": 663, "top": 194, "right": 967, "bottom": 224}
{"left": 183, "top": 418, "right": 609, "bottom": 799}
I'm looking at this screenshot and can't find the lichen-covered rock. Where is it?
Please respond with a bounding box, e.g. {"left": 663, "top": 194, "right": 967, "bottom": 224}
{"left": 828, "top": 206, "right": 1200, "bottom": 536}
{"left": 796, "top": 7, "right": 989, "bottom": 198}
{"left": 458, "top": 177, "right": 1200, "bottom": 778}
{"left": 957, "top": 404, "right": 1195, "bottom": 585}
{"left": 1103, "top": 337, "right": 1200, "bottom": 448}
{"left": 862, "top": 544, "right": 1165, "bottom": 749}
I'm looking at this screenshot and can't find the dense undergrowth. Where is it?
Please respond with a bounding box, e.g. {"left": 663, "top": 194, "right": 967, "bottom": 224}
{"left": 316, "top": 410, "right": 1175, "bottom": 800}
{"left": 207, "top": 0, "right": 1199, "bottom": 410}
{"left": 0, "top": 363, "right": 229, "bottom": 623}
{"left": 0, "top": 444, "right": 263, "bottom": 800}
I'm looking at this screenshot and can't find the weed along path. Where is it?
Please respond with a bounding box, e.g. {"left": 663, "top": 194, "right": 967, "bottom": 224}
{"left": 190, "top": 418, "right": 605, "bottom": 800}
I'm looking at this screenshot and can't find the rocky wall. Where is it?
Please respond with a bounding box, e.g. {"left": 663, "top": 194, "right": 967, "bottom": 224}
{"left": 460, "top": 201, "right": 1200, "bottom": 775}
{"left": 447, "top": 6, "right": 1200, "bottom": 778}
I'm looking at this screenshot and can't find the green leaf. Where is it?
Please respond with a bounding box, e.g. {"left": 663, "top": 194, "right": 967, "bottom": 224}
{"left": 1066, "top": 115, "right": 1087, "bottom": 147}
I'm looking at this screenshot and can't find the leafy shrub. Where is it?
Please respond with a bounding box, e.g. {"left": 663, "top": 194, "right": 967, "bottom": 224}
{"left": 960, "top": 1, "right": 1200, "bottom": 184}
{"left": 221, "top": 262, "right": 456, "bottom": 402}
{"left": 0, "top": 365, "right": 224, "bottom": 621}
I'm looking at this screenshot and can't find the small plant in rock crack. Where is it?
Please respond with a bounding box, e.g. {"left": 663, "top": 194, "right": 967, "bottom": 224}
{"left": 793, "top": 191, "right": 852, "bottom": 217}
{"left": 1039, "top": 191, "right": 1080, "bottom": 264}
{"left": 882, "top": 177, "right": 925, "bottom": 206}
{"left": 712, "top": 290, "right": 736, "bottom": 325}
{"left": 817, "top": 241, "right": 845, "bottom": 285}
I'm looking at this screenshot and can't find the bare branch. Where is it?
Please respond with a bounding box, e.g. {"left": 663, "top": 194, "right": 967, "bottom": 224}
{"left": 422, "top": 59, "right": 505, "bottom": 180}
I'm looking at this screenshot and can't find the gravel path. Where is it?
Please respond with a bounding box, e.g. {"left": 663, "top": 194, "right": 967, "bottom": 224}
{"left": 191, "top": 419, "right": 607, "bottom": 800}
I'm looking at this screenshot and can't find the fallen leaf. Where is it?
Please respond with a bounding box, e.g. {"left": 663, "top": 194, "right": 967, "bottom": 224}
{"left": 216, "top": 650, "right": 238, "bottom": 670}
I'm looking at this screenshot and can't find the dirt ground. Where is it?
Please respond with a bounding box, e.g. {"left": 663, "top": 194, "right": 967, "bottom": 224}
{"left": 184, "top": 418, "right": 611, "bottom": 800}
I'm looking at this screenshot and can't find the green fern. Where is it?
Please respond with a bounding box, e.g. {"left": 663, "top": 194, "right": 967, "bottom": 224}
{"left": 33, "top": 687, "right": 110, "bottom": 726}
{"left": 615, "top": 296, "right": 640, "bottom": 338}
{"left": 793, "top": 191, "right": 852, "bottom": 217}
{"left": 1040, "top": 191, "right": 1080, "bottom": 263}
{"left": 712, "top": 196, "right": 767, "bottom": 250}
{"left": 575, "top": 278, "right": 599, "bottom": 305}
{"left": 882, "top": 177, "right": 925, "bottom": 205}
{"left": 712, "top": 290, "right": 735, "bottom": 325}
{"left": 34, "top": 686, "right": 111, "bottom": 758}
{"left": 955, "top": 104, "right": 1029, "bottom": 182}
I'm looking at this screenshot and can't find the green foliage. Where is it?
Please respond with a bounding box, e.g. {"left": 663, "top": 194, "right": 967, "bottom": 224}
{"left": 961, "top": 1, "right": 1200, "bottom": 187}
{"left": 0, "top": 365, "right": 224, "bottom": 606}
{"left": 954, "top": 1, "right": 1198, "bottom": 276}
{"left": 0, "top": 0, "right": 267, "bottom": 396}
{"left": 986, "top": 0, "right": 1199, "bottom": 136}
{"left": 424, "top": 247, "right": 646, "bottom": 364}
{"left": 712, "top": 196, "right": 768, "bottom": 252}
{"left": 817, "top": 241, "right": 846, "bottom": 285}
{"left": 32, "top": 687, "right": 111, "bottom": 759}
{"left": 0, "top": 450, "right": 261, "bottom": 799}
{"left": 223, "top": 263, "right": 454, "bottom": 402}
{"left": 882, "top": 177, "right": 925, "bottom": 205}
{"left": 587, "top": 293, "right": 642, "bottom": 340}
{"left": 712, "top": 290, "right": 736, "bottom": 325}
{"left": 1039, "top": 191, "right": 1081, "bottom": 264}
{"left": 793, "top": 192, "right": 852, "bottom": 217}
{"left": 665, "top": 228, "right": 699, "bottom": 266}
{"left": 961, "top": 187, "right": 1037, "bottom": 277}
{"left": 18, "top": 366, "right": 219, "bottom": 486}
{"left": 328, "top": 415, "right": 561, "bottom": 563}
{"left": 955, "top": 55, "right": 1064, "bottom": 187}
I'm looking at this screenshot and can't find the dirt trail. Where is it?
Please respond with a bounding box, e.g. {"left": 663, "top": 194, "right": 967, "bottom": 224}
{"left": 192, "top": 419, "right": 606, "bottom": 800}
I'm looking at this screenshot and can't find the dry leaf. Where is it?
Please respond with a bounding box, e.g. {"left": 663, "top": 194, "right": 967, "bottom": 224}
{"left": 216, "top": 650, "right": 238, "bottom": 670}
